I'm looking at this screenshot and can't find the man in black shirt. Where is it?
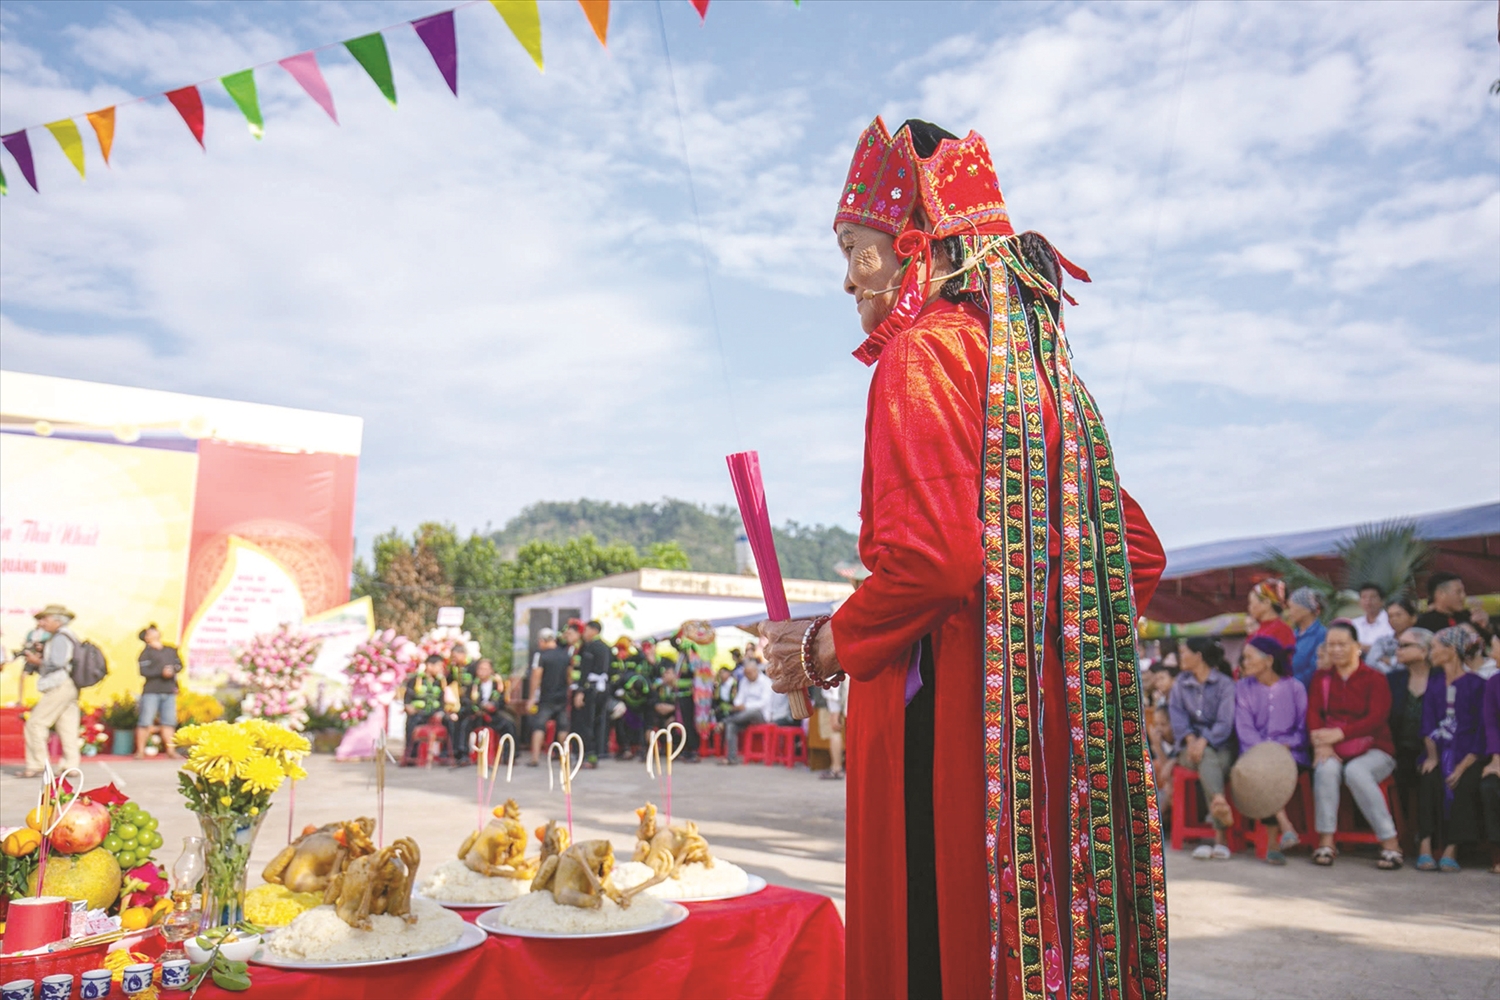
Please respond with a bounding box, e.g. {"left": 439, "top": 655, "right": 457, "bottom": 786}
{"left": 137, "top": 624, "right": 183, "bottom": 759}
{"left": 577, "top": 620, "right": 613, "bottom": 768}
{"left": 527, "top": 629, "right": 572, "bottom": 766}
{"left": 1415, "top": 573, "right": 1486, "bottom": 632}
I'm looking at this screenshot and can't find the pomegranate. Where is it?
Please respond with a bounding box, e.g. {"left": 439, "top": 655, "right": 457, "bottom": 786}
{"left": 48, "top": 796, "right": 112, "bottom": 854}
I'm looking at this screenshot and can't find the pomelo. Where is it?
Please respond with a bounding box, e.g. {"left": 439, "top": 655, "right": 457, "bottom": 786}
{"left": 27, "top": 846, "right": 123, "bottom": 910}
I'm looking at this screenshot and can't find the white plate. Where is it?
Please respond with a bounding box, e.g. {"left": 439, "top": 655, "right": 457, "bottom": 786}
{"left": 413, "top": 889, "right": 521, "bottom": 910}
{"left": 675, "top": 873, "right": 768, "bottom": 902}
{"left": 251, "top": 922, "right": 486, "bottom": 970}
{"left": 476, "top": 900, "right": 689, "bottom": 940}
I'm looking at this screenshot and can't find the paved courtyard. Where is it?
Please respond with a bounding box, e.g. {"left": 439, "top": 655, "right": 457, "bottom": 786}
{"left": 4, "top": 754, "right": 1495, "bottom": 998}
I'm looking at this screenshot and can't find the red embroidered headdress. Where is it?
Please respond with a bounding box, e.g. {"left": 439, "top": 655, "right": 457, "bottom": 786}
{"left": 833, "top": 117, "right": 1013, "bottom": 239}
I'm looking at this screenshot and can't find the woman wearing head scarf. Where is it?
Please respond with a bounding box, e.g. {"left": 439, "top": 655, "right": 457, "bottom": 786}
{"left": 1306, "top": 621, "right": 1401, "bottom": 869}
{"left": 755, "top": 118, "right": 1168, "bottom": 1000}
{"left": 1285, "top": 587, "right": 1329, "bottom": 688}
{"left": 1233, "top": 637, "right": 1308, "bottom": 864}
{"left": 1415, "top": 627, "right": 1487, "bottom": 871}
{"left": 1247, "top": 579, "right": 1295, "bottom": 653}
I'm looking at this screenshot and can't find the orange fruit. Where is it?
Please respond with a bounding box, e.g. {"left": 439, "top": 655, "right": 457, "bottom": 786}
{"left": 120, "top": 906, "right": 153, "bottom": 931}
{"left": 25, "top": 804, "right": 57, "bottom": 832}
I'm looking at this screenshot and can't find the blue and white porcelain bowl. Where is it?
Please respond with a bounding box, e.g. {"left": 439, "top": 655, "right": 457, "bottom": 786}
{"left": 120, "top": 964, "right": 154, "bottom": 995}
{"left": 38, "top": 975, "right": 71, "bottom": 1000}
{"left": 1, "top": 979, "right": 35, "bottom": 1000}
{"left": 79, "top": 969, "right": 112, "bottom": 999}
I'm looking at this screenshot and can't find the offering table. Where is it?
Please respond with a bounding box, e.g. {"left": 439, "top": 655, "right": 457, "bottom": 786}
{"left": 196, "top": 885, "right": 844, "bottom": 999}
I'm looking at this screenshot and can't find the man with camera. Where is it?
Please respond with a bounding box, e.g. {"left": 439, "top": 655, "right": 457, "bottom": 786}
{"left": 20, "top": 604, "right": 83, "bottom": 776}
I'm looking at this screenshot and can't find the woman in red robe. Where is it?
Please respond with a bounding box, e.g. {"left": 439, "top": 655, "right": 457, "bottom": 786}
{"left": 759, "top": 120, "right": 1168, "bottom": 1000}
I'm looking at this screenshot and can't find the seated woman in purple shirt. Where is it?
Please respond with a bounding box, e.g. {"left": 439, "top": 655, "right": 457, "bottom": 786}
{"left": 1416, "top": 627, "right": 1487, "bottom": 871}
{"left": 1481, "top": 669, "right": 1500, "bottom": 874}
{"left": 1234, "top": 636, "right": 1309, "bottom": 864}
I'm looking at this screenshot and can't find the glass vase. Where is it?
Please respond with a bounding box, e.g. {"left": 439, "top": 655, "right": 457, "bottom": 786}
{"left": 195, "top": 809, "right": 268, "bottom": 930}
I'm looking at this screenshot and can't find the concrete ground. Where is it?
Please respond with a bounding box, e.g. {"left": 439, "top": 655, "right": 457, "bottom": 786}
{"left": 4, "top": 753, "right": 1496, "bottom": 999}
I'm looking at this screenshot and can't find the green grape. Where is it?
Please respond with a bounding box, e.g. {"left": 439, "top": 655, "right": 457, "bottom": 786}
{"left": 141, "top": 816, "right": 159, "bottom": 831}
{"left": 116, "top": 850, "right": 137, "bottom": 868}
{"left": 116, "top": 823, "right": 139, "bottom": 841}
{"left": 102, "top": 834, "right": 123, "bottom": 853}
{"left": 144, "top": 831, "right": 164, "bottom": 849}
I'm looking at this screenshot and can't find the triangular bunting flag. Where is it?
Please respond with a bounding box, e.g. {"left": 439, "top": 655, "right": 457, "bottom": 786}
{"left": 87, "top": 108, "right": 116, "bottom": 165}
{"left": 221, "top": 69, "right": 264, "bottom": 139}
{"left": 165, "top": 86, "right": 206, "bottom": 148}
{"left": 491, "top": 0, "right": 543, "bottom": 71}
{"left": 1, "top": 162, "right": 8, "bottom": 196}
{"left": 45, "top": 119, "right": 86, "bottom": 180}
{"left": 692, "top": 0, "right": 710, "bottom": 19}
{"left": 412, "top": 10, "right": 459, "bottom": 96}
{"left": 279, "top": 52, "right": 339, "bottom": 124}
{"left": 2, "top": 131, "right": 38, "bottom": 192}
{"left": 579, "top": 0, "right": 609, "bottom": 47}
{"left": 344, "top": 33, "right": 397, "bottom": 106}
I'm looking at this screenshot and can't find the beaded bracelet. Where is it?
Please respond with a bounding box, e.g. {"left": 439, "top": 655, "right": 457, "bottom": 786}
{"left": 800, "top": 616, "right": 845, "bottom": 690}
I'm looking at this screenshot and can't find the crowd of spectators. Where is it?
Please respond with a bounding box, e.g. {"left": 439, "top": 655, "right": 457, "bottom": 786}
{"left": 401, "top": 619, "right": 847, "bottom": 777}
{"left": 1144, "top": 572, "right": 1500, "bottom": 874}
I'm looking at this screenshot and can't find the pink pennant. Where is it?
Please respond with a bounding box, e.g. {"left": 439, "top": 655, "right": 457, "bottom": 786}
{"left": 279, "top": 51, "right": 339, "bottom": 124}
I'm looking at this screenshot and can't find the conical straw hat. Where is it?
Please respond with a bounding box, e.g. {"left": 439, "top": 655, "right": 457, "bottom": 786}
{"left": 1230, "top": 741, "right": 1298, "bottom": 820}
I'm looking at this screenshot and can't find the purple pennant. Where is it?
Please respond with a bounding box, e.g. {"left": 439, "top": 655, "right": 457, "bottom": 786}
{"left": 412, "top": 10, "right": 458, "bottom": 96}
{"left": 2, "top": 130, "right": 38, "bottom": 192}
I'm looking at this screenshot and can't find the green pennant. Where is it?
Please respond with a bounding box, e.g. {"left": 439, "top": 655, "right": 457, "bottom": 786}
{"left": 344, "top": 33, "right": 397, "bottom": 106}
{"left": 0, "top": 163, "right": 7, "bottom": 196}
{"left": 221, "top": 69, "right": 264, "bottom": 139}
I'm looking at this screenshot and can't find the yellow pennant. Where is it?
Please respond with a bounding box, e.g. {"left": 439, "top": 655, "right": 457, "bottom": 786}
{"left": 45, "top": 119, "right": 86, "bottom": 180}
{"left": 87, "top": 108, "right": 116, "bottom": 165}
{"left": 490, "top": 0, "right": 544, "bottom": 71}
{"left": 578, "top": 0, "right": 608, "bottom": 47}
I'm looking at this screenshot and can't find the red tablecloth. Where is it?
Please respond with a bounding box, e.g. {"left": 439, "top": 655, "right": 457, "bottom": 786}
{"left": 195, "top": 885, "right": 844, "bottom": 999}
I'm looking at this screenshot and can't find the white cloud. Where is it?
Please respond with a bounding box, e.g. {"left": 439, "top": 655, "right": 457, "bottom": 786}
{"left": 1, "top": 0, "right": 1495, "bottom": 556}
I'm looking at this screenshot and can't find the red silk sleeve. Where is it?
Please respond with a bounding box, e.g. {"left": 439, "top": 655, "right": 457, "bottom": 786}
{"left": 830, "top": 318, "right": 986, "bottom": 683}
{"left": 1121, "top": 488, "right": 1165, "bottom": 613}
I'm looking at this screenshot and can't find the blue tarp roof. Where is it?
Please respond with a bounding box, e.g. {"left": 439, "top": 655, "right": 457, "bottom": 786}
{"left": 1162, "top": 502, "right": 1500, "bottom": 580}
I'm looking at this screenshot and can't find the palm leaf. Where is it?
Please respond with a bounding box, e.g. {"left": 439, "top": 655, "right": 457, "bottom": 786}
{"left": 1335, "top": 519, "right": 1431, "bottom": 603}
{"left": 1260, "top": 549, "right": 1336, "bottom": 608}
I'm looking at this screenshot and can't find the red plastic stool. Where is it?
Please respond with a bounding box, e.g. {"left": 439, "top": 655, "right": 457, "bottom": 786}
{"left": 408, "top": 720, "right": 451, "bottom": 768}
{"left": 1171, "top": 766, "right": 1244, "bottom": 852}
{"left": 770, "top": 726, "right": 807, "bottom": 768}
{"left": 741, "top": 724, "right": 777, "bottom": 764}
{"left": 701, "top": 727, "right": 725, "bottom": 758}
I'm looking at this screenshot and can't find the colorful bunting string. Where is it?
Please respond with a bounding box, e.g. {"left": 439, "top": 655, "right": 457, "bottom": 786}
{"left": 221, "top": 69, "right": 264, "bottom": 139}
{"left": 86, "top": 108, "right": 115, "bottom": 165}
{"left": 45, "top": 120, "right": 86, "bottom": 179}
{"left": 344, "top": 33, "right": 398, "bottom": 107}
{"left": 164, "top": 86, "right": 206, "bottom": 149}
{"left": 579, "top": 0, "right": 610, "bottom": 46}
{"left": 491, "top": 0, "right": 544, "bottom": 72}
{"left": 0, "top": 0, "right": 759, "bottom": 196}
{"left": 413, "top": 11, "right": 460, "bottom": 96}
{"left": 279, "top": 52, "right": 339, "bottom": 125}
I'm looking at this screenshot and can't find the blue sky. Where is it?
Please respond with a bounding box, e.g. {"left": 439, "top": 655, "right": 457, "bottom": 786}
{"left": 2, "top": 0, "right": 1497, "bottom": 556}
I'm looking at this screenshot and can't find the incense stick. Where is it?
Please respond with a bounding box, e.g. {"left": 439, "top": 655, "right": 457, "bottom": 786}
{"left": 470, "top": 729, "right": 491, "bottom": 831}
{"left": 726, "top": 450, "right": 811, "bottom": 719}
{"left": 547, "top": 733, "right": 584, "bottom": 840}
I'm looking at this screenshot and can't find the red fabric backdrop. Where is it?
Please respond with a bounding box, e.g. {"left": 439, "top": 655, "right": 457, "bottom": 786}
{"left": 194, "top": 886, "right": 843, "bottom": 1000}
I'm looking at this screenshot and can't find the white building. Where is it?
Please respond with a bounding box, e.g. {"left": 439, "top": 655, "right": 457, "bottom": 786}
{"left": 511, "top": 568, "right": 852, "bottom": 667}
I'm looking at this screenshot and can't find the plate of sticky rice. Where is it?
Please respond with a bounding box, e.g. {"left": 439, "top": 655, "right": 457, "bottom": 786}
{"left": 415, "top": 859, "right": 534, "bottom": 909}
{"left": 255, "top": 897, "right": 482, "bottom": 969}
{"left": 478, "top": 891, "right": 688, "bottom": 940}
{"left": 612, "top": 860, "right": 766, "bottom": 901}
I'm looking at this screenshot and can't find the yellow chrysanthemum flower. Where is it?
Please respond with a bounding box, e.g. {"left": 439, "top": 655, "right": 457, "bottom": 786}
{"left": 237, "top": 755, "right": 285, "bottom": 796}
{"left": 284, "top": 761, "right": 308, "bottom": 782}
{"left": 173, "top": 723, "right": 204, "bottom": 750}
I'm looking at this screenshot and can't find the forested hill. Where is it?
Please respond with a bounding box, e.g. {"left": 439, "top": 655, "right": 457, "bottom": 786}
{"left": 490, "top": 499, "right": 858, "bottom": 583}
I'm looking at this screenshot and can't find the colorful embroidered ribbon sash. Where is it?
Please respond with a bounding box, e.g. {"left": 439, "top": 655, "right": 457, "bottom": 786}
{"left": 979, "top": 242, "right": 1168, "bottom": 1000}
